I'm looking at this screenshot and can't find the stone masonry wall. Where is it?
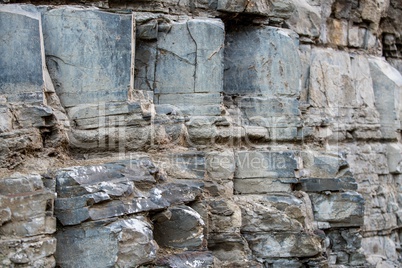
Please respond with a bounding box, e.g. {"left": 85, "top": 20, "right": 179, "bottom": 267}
{"left": 1, "top": 0, "right": 402, "bottom": 267}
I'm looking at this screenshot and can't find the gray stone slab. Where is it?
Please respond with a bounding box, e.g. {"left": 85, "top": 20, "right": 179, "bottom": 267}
{"left": 224, "top": 26, "right": 301, "bottom": 97}
{"left": 56, "top": 221, "right": 119, "bottom": 268}
{"left": 243, "top": 232, "right": 321, "bottom": 258}
{"left": 136, "top": 18, "right": 224, "bottom": 96}
{"left": 187, "top": 19, "right": 224, "bottom": 93}
{"left": 296, "top": 177, "right": 358, "bottom": 192}
{"left": 0, "top": 5, "right": 44, "bottom": 103}
{"left": 156, "top": 93, "right": 221, "bottom": 106}
{"left": 153, "top": 205, "right": 204, "bottom": 249}
{"left": 301, "top": 152, "right": 352, "bottom": 178}
{"left": 155, "top": 20, "right": 196, "bottom": 94}
{"left": 238, "top": 97, "right": 300, "bottom": 122}
{"left": 309, "top": 191, "right": 364, "bottom": 227}
{"left": 234, "top": 178, "right": 293, "bottom": 194}
{"left": 56, "top": 207, "right": 90, "bottom": 226}
{"left": 135, "top": 41, "right": 157, "bottom": 91}
{"left": 369, "top": 57, "right": 402, "bottom": 139}
{"left": 235, "top": 151, "right": 298, "bottom": 179}
{"left": 42, "top": 7, "right": 133, "bottom": 107}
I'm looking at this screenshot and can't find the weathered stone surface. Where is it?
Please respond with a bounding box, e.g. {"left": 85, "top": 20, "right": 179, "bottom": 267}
{"left": 56, "top": 217, "right": 157, "bottom": 267}
{"left": 155, "top": 152, "right": 205, "bottom": 180}
{"left": 54, "top": 160, "right": 203, "bottom": 226}
{"left": 187, "top": 19, "right": 225, "bottom": 93}
{"left": 238, "top": 97, "right": 300, "bottom": 125}
{"left": 157, "top": 93, "right": 222, "bottom": 116}
{"left": 326, "top": 18, "right": 348, "bottom": 46}
{"left": 0, "top": 5, "right": 43, "bottom": 104}
{"left": 234, "top": 178, "right": 293, "bottom": 194}
{"left": 224, "top": 26, "right": 301, "bottom": 97}
{"left": 369, "top": 57, "right": 402, "bottom": 139}
{"left": 135, "top": 18, "right": 224, "bottom": 116}
{"left": 386, "top": 143, "right": 402, "bottom": 174}
{"left": 155, "top": 20, "right": 196, "bottom": 94}
{"left": 287, "top": 0, "right": 321, "bottom": 38}
{"left": 235, "top": 151, "right": 298, "bottom": 179}
{"left": 206, "top": 150, "right": 235, "bottom": 180}
{"left": 244, "top": 232, "right": 321, "bottom": 258}
{"left": 156, "top": 251, "right": 217, "bottom": 268}
{"left": 310, "top": 191, "right": 364, "bottom": 227}
{"left": 207, "top": 232, "right": 251, "bottom": 262}
{"left": 2, "top": 2, "right": 402, "bottom": 267}
{"left": 0, "top": 236, "right": 56, "bottom": 267}
{"left": 388, "top": 58, "right": 402, "bottom": 75}
{"left": 0, "top": 174, "right": 56, "bottom": 237}
{"left": 297, "top": 177, "right": 358, "bottom": 192}
{"left": 209, "top": 198, "right": 242, "bottom": 233}
{"left": 362, "top": 235, "right": 399, "bottom": 267}
{"left": 217, "top": 0, "right": 295, "bottom": 18}
{"left": 42, "top": 7, "right": 133, "bottom": 107}
{"left": 112, "top": 218, "right": 158, "bottom": 267}
{"left": 217, "top": 0, "right": 269, "bottom": 14}
{"left": 236, "top": 197, "right": 303, "bottom": 232}
{"left": 154, "top": 205, "right": 205, "bottom": 249}
{"left": 301, "top": 151, "right": 352, "bottom": 178}
{"left": 308, "top": 48, "right": 355, "bottom": 109}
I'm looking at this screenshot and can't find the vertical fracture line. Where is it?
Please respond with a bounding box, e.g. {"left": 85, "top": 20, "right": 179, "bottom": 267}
{"left": 130, "top": 12, "right": 136, "bottom": 100}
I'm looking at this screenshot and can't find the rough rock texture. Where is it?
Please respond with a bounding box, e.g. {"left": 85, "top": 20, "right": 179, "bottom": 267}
{"left": 0, "top": 1, "right": 402, "bottom": 268}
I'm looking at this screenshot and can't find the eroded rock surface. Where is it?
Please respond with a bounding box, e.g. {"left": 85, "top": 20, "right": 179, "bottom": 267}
{"left": 1, "top": 1, "right": 402, "bottom": 267}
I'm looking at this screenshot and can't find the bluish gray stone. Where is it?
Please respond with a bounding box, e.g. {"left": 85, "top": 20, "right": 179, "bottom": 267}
{"left": 56, "top": 207, "right": 90, "bottom": 226}
{"left": 56, "top": 220, "right": 119, "bottom": 268}
{"left": 56, "top": 217, "right": 157, "bottom": 268}
{"left": 243, "top": 232, "right": 321, "bottom": 258}
{"left": 153, "top": 205, "right": 205, "bottom": 249}
{"left": 156, "top": 93, "right": 221, "bottom": 116}
{"left": 135, "top": 41, "right": 157, "bottom": 91}
{"left": 42, "top": 7, "right": 133, "bottom": 107}
{"left": 238, "top": 97, "right": 301, "bottom": 128}
{"left": 297, "top": 177, "right": 358, "bottom": 192}
{"left": 155, "top": 21, "right": 196, "bottom": 94}
{"left": 0, "top": 5, "right": 43, "bottom": 104}
{"left": 137, "top": 19, "right": 158, "bottom": 40}
{"left": 187, "top": 19, "right": 224, "bottom": 93}
{"left": 224, "top": 26, "right": 301, "bottom": 97}
{"left": 135, "top": 18, "right": 224, "bottom": 115}
{"left": 235, "top": 151, "right": 298, "bottom": 179}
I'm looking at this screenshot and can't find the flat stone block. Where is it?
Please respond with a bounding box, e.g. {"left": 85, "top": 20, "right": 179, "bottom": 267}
{"left": 234, "top": 178, "right": 293, "bottom": 194}
{"left": 42, "top": 7, "right": 133, "bottom": 107}
{"left": 235, "top": 151, "right": 298, "bottom": 179}
{"left": 297, "top": 177, "right": 358, "bottom": 192}
{"left": 154, "top": 205, "right": 204, "bottom": 250}
{"left": 369, "top": 57, "right": 402, "bottom": 139}
{"left": 0, "top": 5, "right": 43, "bottom": 103}
{"left": 224, "top": 26, "right": 301, "bottom": 97}
{"left": 309, "top": 191, "right": 364, "bottom": 227}
{"left": 243, "top": 232, "right": 321, "bottom": 258}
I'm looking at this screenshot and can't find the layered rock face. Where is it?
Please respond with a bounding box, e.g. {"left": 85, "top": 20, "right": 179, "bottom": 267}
{"left": 0, "top": 1, "right": 402, "bottom": 267}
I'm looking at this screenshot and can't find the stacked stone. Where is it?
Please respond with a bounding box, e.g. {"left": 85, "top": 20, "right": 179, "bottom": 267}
{"left": 1, "top": 1, "right": 402, "bottom": 267}
{"left": 0, "top": 5, "right": 65, "bottom": 170}
{"left": 53, "top": 157, "right": 209, "bottom": 267}
{"left": 0, "top": 174, "right": 56, "bottom": 267}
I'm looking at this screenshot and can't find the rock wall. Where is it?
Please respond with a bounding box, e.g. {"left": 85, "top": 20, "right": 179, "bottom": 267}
{"left": 1, "top": 0, "right": 402, "bottom": 267}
